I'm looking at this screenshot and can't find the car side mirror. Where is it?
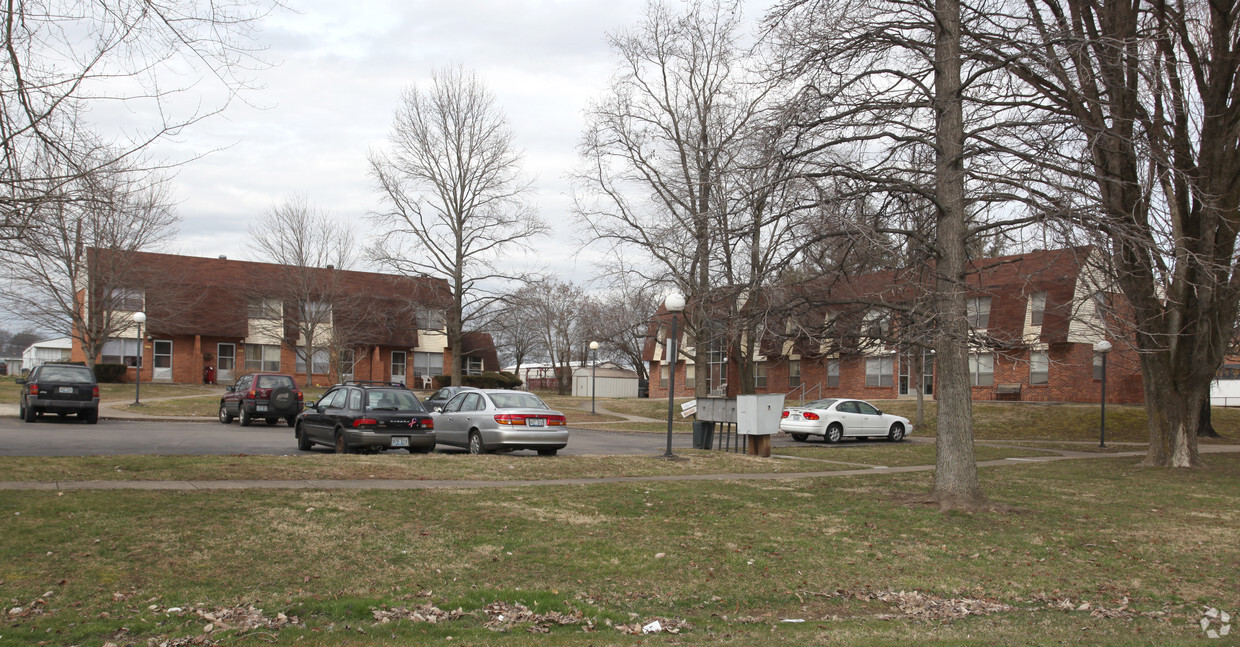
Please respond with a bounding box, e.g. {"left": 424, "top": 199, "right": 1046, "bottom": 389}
{"left": 306, "top": 400, "right": 317, "bottom": 408}
{"left": 876, "top": 410, "right": 883, "bottom": 415}
{"left": 433, "top": 406, "right": 444, "bottom": 413}
{"left": 225, "top": 385, "right": 234, "bottom": 392}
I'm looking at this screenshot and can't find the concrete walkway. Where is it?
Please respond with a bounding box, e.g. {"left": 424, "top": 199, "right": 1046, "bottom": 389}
{"left": 3, "top": 444, "right": 1237, "bottom": 492}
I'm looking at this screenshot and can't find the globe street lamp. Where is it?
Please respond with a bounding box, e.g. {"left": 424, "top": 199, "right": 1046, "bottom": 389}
{"left": 133, "top": 312, "right": 147, "bottom": 406}
{"left": 663, "top": 292, "right": 686, "bottom": 459}
{"left": 589, "top": 341, "right": 599, "bottom": 414}
{"left": 1094, "top": 339, "right": 1112, "bottom": 448}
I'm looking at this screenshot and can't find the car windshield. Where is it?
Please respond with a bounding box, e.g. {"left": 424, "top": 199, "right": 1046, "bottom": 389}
{"left": 804, "top": 398, "right": 839, "bottom": 409}
{"left": 37, "top": 366, "right": 94, "bottom": 382}
{"left": 256, "top": 375, "right": 295, "bottom": 389}
{"left": 488, "top": 392, "right": 548, "bottom": 410}
{"left": 366, "top": 389, "right": 425, "bottom": 412}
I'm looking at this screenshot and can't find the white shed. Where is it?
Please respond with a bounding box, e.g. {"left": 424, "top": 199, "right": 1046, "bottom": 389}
{"left": 21, "top": 336, "right": 72, "bottom": 371}
{"left": 572, "top": 365, "right": 640, "bottom": 398}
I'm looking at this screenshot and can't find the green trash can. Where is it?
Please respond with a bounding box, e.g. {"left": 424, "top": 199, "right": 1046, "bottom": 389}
{"left": 692, "top": 421, "right": 715, "bottom": 449}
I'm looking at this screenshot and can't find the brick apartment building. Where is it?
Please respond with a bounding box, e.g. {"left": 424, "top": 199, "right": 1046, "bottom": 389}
{"left": 71, "top": 249, "right": 497, "bottom": 388}
{"left": 644, "top": 247, "right": 1145, "bottom": 405}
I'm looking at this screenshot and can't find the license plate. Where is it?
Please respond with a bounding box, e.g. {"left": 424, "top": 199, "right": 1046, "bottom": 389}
{"left": 256, "top": 404, "right": 267, "bottom": 412}
{"left": 391, "top": 437, "right": 409, "bottom": 447}
{"left": 58, "top": 387, "right": 74, "bottom": 394}
{"left": 527, "top": 418, "right": 546, "bottom": 428}
{"left": 790, "top": 413, "right": 802, "bottom": 420}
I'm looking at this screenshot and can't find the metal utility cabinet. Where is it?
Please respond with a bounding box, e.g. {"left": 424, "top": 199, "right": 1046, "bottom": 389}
{"left": 736, "top": 394, "right": 784, "bottom": 457}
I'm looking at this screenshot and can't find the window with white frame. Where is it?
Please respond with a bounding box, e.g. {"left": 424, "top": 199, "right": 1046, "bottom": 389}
{"left": 754, "top": 361, "right": 767, "bottom": 388}
{"left": 1029, "top": 293, "right": 1047, "bottom": 326}
{"left": 967, "top": 297, "right": 992, "bottom": 329}
{"left": 416, "top": 308, "right": 445, "bottom": 330}
{"left": 101, "top": 338, "right": 141, "bottom": 366}
{"left": 296, "top": 346, "right": 330, "bottom": 374}
{"left": 300, "top": 301, "right": 331, "bottom": 322}
{"left": 1092, "top": 292, "right": 1108, "bottom": 320}
{"left": 685, "top": 364, "right": 695, "bottom": 389}
{"left": 827, "top": 358, "right": 840, "bottom": 387}
{"left": 863, "top": 309, "right": 890, "bottom": 339}
{"left": 1030, "top": 350, "right": 1049, "bottom": 385}
{"left": 107, "top": 288, "right": 144, "bottom": 312}
{"left": 338, "top": 349, "right": 355, "bottom": 380}
{"left": 244, "top": 344, "right": 281, "bottom": 372}
{"left": 248, "top": 298, "right": 282, "bottom": 320}
{"left": 969, "top": 352, "right": 994, "bottom": 386}
{"left": 465, "top": 356, "right": 483, "bottom": 375}
{"left": 1093, "top": 354, "right": 1104, "bottom": 379}
{"left": 788, "top": 360, "right": 801, "bottom": 388}
{"left": 660, "top": 363, "right": 669, "bottom": 388}
{"left": 412, "top": 352, "right": 440, "bottom": 387}
{"left": 865, "top": 356, "right": 893, "bottom": 387}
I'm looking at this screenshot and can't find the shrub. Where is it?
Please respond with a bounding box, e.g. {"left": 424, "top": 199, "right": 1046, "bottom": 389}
{"left": 94, "top": 363, "right": 127, "bottom": 383}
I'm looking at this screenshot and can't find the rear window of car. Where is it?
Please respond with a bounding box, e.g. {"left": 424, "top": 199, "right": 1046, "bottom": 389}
{"left": 256, "top": 375, "right": 295, "bottom": 389}
{"left": 805, "top": 398, "right": 839, "bottom": 409}
{"left": 37, "top": 366, "right": 95, "bottom": 382}
{"left": 367, "top": 389, "right": 425, "bottom": 411}
{"left": 488, "top": 392, "right": 548, "bottom": 410}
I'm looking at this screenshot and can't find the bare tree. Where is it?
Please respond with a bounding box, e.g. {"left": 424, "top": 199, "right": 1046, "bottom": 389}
{"left": 245, "top": 197, "right": 356, "bottom": 388}
{"left": 574, "top": 0, "right": 771, "bottom": 397}
{"left": 583, "top": 275, "right": 663, "bottom": 381}
{"left": 370, "top": 65, "right": 545, "bottom": 387}
{"left": 1, "top": 0, "right": 276, "bottom": 242}
{"left": 0, "top": 155, "right": 178, "bottom": 367}
{"left": 967, "top": 0, "right": 1240, "bottom": 468}
{"left": 506, "top": 280, "right": 590, "bottom": 395}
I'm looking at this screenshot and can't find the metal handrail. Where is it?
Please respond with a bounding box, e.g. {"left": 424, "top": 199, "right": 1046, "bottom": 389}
{"left": 786, "top": 383, "right": 821, "bottom": 405}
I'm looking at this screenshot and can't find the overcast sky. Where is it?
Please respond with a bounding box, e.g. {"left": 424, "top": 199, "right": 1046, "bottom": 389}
{"left": 152, "top": 0, "right": 770, "bottom": 283}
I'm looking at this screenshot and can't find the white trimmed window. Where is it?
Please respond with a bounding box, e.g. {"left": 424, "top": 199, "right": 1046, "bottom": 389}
{"left": 969, "top": 353, "right": 994, "bottom": 386}
{"left": 1030, "top": 351, "right": 1049, "bottom": 385}
{"left": 866, "top": 356, "right": 893, "bottom": 387}
{"left": 788, "top": 360, "right": 801, "bottom": 388}
{"left": 967, "top": 297, "right": 992, "bottom": 329}
{"left": 244, "top": 344, "right": 281, "bottom": 372}
{"left": 101, "top": 338, "right": 141, "bottom": 366}
{"left": 296, "top": 346, "right": 330, "bottom": 374}
{"left": 754, "top": 361, "right": 767, "bottom": 389}
{"left": 827, "top": 358, "right": 840, "bottom": 387}
{"left": 1029, "top": 293, "right": 1047, "bottom": 326}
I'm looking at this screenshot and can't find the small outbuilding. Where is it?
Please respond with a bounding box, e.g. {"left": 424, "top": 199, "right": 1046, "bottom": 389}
{"left": 21, "top": 336, "right": 72, "bottom": 371}
{"left": 572, "top": 364, "right": 640, "bottom": 398}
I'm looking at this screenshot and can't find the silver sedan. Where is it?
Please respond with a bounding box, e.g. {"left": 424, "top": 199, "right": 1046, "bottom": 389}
{"left": 432, "top": 389, "right": 568, "bottom": 455}
{"left": 780, "top": 398, "right": 912, "bottom": 443}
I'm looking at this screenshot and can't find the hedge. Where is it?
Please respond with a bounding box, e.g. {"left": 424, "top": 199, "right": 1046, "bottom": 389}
{"left": 436, "top": 371, "right": 523, "bottom": 390}
{"left": 94, "top": 363, "right": 127, "bottom": 383}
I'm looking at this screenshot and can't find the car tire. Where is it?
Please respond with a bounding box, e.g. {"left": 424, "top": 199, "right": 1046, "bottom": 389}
{"left": 296, "top": 423, "right": 312, "bottom": 451}
{"left": 285, "top": 415, "right": 297, "bottom": 427}
{"left": 334, "top": 430, "right": 350, "bottom": 454}
{"left": 23, "top": 404, "right": 36, "bottom": 423}
{"left": 269, "top": 387, "right": 297, "bottom": 415}
{"left": 790, "top": 433, "right": 809, "bottom": 442}
{"left": 826, "top": 423, "right": 843, "bottom": 444}
{"left": 888, "top": 423, "right": 906, "bottom": 442}
{"left": 218, "top": 402, "right": 233, "bottom": 424}
{"left": 537, "top": 448, "right": 558, "bottom": 456}
{"left": 468, "top": 431, "right": 486, "bottom": 455}
{"left": 83, "top": 408, "right": 98, "bottom": 425}
{"left": 239, "top": 407, "right": 252, "bottom": 427}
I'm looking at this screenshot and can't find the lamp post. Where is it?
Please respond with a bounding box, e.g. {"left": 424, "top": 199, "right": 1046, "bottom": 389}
{"left": 589, "top": 341, "right": 599, "bottom": 414}
{"left": 133, "top": 312, "right": 147, "bottom": 406}
{"left": 1094, "top": 339, "right": 1112, "bottom": 448}
{"left": 663, "top": 292, "right": 686, "bottom": 458}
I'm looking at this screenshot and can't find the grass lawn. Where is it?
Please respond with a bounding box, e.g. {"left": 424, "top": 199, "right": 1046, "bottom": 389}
{"left": 1, "top": 453, "right": 1238, "bottom": 645}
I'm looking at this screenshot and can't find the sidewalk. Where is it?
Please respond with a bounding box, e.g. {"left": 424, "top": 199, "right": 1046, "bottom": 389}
{"left": 3, "top": 444, "right": 1238, "bottom": 491}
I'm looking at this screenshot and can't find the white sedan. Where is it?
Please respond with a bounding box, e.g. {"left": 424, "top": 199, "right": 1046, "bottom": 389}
{"left": 780, "top": 398, "right": 912, "bottom": 443}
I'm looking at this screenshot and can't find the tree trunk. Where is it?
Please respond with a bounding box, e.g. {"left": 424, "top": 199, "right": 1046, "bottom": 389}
{"left": 930, "top": 0, "right": 989, "bottom": 509}
{"left": 1198, "top": 396, "right": 1218, "bottom": 438}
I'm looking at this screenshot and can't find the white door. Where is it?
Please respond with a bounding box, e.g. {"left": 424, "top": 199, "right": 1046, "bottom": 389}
{"left": 153, "top": 340, "right": 173, "bottom": 381}
{"left": 217, "top": 343, "right": 235, "bottom": 383}
{"left": 391, "top": 351, "right": 407, "bottom": 385}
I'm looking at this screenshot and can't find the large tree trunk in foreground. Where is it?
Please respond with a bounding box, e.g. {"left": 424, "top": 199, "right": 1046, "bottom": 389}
{"left": 929, "top": 0, "right": 988, "bottom": 509}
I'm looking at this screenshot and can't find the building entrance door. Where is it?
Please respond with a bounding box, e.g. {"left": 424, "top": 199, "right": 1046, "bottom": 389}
{"left": 217, "top": 343, "right": 235, "bottom": 383}
{"left": 391, "top": 351, "right": 407, "bottom": 385}
{"left": 153, "top": 340, "right": 173, "bottom": 381}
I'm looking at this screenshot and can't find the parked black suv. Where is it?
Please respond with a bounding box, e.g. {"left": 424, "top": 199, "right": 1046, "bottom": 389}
{"left": 219, "top": 372, "right": 304, "bottom": 427}
{"left": 295, "top": 381, "right": 435, "bottom": 454}
{"left": 17, "top": 363, "right": 100, "bottom": 424}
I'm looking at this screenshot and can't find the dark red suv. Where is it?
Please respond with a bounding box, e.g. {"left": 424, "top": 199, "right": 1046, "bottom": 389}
{"left": 218, "top": 372, "right": 304, "bottom": 427}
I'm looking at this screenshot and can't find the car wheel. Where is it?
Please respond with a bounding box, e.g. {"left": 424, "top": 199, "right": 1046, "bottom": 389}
{"left": 23, "top": 404, "right": 36, "bottom": 423}
{"left": 218, "top": 402, "right": 233, "bottom": 424}
{"left": 790, "top": 433, "right": 809, "bottom": 442}
{"left": 826, "top": 423, "right": 843, "bottom": 444}
{"left": 888, "top": 422, "right": 906, "bottom": 442}
{"left": 285, "top": 415, "right": 297, "bottom": 427}
{"left": 239, "top": 407, "right": 252, "bottom": 427}
{"left": 468, "top": 431, "right": 486, "bottom": 455}
{"left": 537, "top": 448, "right": 558, "bottom": 457}
{"left": 83, "top": 408, "right": 98, "bottom": 425}
{"left": 265, "top": 417, "right": 278, "bottom": 425}
{"left": 296, "top": 423, "right": 312, "bottom": 451}
{"left": 334, "top": 430, "right": 350, "bottom": 454}
{"left": 18, "top": 401, "right": 25, "bottom": 420}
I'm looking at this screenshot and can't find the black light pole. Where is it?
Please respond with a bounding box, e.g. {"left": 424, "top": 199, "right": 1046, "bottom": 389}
{"left": 663, "top": 292, "right": 685, "bottom": 458}
{"left": 133, "top": 312, "right": 147, "bottom": 405}
{"left": 1095, "top": 340, "right": 1111, "bottom": 448}
{"left": 589, "top": 340, "right": 599, "bottom": 414}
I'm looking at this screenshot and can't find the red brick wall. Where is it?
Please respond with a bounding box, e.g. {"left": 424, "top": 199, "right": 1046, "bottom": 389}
{"left": 648, "top": 341, "right": 1144, "bottom": 404}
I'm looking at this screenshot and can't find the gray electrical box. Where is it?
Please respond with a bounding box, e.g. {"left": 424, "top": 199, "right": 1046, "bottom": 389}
{"left": 737, "top": 394, "right": 784, "bottom": 435}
